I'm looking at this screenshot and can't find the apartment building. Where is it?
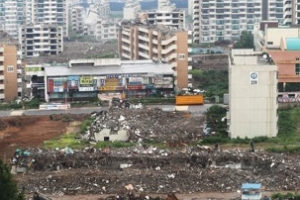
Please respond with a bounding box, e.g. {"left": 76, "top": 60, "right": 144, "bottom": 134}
{"left": 192, "top": 0, "right": 284, "bottom": 43}
{"left": 0, "top": 31, "right": 23, "bottom": 101}
{"left": 70, "top": 6, "right": 85, "bottom": 32}
{"left": 284, "top": 0, "right": 300, "bottom": 25}
{"left": 19, "top": 24, "right": 63, "bottom": 57}
{"left": 0, "top": 0, "right": 25, "bottom": 40}
{"left": 95, "top": 20, "right": 119, "bottom": 41}
{"left": 118, "top": 22, "right": 190, "bottom": 89}
{"left": 33, "top": 0, "right": 69, "bottom": 37}
{"left": 123, "top": 0, "right": 141, "bottom": 20}
{"left": 146, "top": 9, "right": 185, "bottom": 29}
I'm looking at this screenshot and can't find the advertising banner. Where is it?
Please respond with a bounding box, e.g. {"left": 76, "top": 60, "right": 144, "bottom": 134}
{"left": 129, "top": 77, "right": 143, "bottom": 85}
{"left": 105, "top": 78, "right": 119, "bottom": 86}
{"left": 127, "top": 85, "right": 143, "bottom": 90}
{"left": 79, "top": 87, "right": 97, "bottom": 92}
{"left": 68, "top": 76, "right": 79, "bottom": 89}
{"left": 48, "top": 79, "right": 54, "bottom": 93}
{"left": 99, "top": 86, "right": 125, "bottom": 91}
{"left": 106, "top": 74, "right": 119, "bottom": 79}
{"left": 80, "top": 76, "right": 94, "bottom": 86}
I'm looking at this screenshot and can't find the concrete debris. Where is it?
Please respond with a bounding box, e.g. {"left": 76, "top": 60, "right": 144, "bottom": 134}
{"left": 14, "top": 147, "right": 300, "bottom": 195}
{"left": 83, "top": 107, "right": 204, "bottom": 143}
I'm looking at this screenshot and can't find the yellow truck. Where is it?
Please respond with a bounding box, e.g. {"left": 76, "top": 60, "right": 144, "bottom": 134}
{"left": 175, "top": 95, "right": 204, "bottom": 105}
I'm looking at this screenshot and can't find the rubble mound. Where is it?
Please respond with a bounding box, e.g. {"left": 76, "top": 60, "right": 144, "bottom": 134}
{"left": 14, "top": 147, "right": 300, "bottom": 194}
{"left": 84, "top": 107, "right": 204, "bottom": 143}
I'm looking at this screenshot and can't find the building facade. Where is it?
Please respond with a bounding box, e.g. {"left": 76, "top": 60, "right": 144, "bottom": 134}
{"left": 192, "top": 0, "right": 284, "bottom": 43}
{"left": 95, "top": 19, "right": 119, "bottom": 41}
{"left": 118, "top": 22, "right": 191, "bottom": 89}
{"left": 0, "top": 45, "right": 22, "bottom": 101}
{"left": 228, "top": 49, "right": 278, "bottom": 138}
{"left": 146, "top": 9, "right": 185, "bottom": 29}
{"left": 24, "top": 59, "right": 174, "bottom": 102}
{"left": 19, "top": 24, "right": 63, "bottom": 57}
{"left": 0, "top": 0, "right": 25, "bottom": 40}
{"left": 123, "top": 0, "right": 141, "bottom": 20}
{"left": 70, "top": 6, "right": 85, "bottom": 33}
{"left": 283, "top": 0, "right": 300, "bottom": 25}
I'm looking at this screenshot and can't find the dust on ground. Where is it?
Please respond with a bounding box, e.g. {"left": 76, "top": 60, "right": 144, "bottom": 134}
{"left": 0, "top": 114, "right": 86, "bottom": 162}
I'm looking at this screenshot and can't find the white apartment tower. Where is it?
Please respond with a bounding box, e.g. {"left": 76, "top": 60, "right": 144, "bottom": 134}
{"left": 70, "top": 6, "right": 85, "bottom": 32}
{"left": 193, "top": 0, "right": 284, "bottom": 43}
{"left": 123, "top": 0, "right": 141, "bottom": 20}
{"left": 283, "top": 0, "right": 300, "bottom": 25}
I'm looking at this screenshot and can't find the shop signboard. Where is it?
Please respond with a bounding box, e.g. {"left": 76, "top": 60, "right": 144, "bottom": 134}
{"left": 79, "top": 87, "right": 97, "bottom": 92}
{"left": 105, "top": 78, "right": 119, "bottom": 86}
{"left": 106, "top": 74, "right": 119, "bottom": 78}
{"left": 48, "top": 79, "right": 54, "bottom": 93}
{"left": 129, "top": 77, "right": 143, "bottom": 85}
{"left": 68, "top": 75, "right": 79, "bottom": 89}
{"left": 154, "top": 77, "right": 164, "bottom": 85}
{"left": 99, "top": 86, "right": 125, "bottom": 91}
{"left": 80, "top": 76, "right": 94, "bottom": 86}
{"left": 127, "top": 85, "right": 143, "bottom": 90}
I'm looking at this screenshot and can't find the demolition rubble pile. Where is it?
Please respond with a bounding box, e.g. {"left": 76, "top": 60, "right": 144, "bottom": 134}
{"left": 83, "top": 107, "right": 204, "bottom": 143}
{"left": 14, "top": 147, "right": 300, "bottom": 194}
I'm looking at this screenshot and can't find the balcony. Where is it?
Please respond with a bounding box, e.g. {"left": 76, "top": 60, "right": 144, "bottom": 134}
{"left": 0, "top": 66, "right": 3, "bottom": 71}
{"left": 152, "top": 39, "right": 158, "bottom": 44}
{"left": 161, "top": 44, "right": 176, "bottom": 54}
{"left": 138, "top": 51, "right": 150, "bottom": 59}
{"left": 161, "top": 37, "right": 176, "bottom": 45}
{"left": 0, "top": 47, "right": 3, "bottom": 52}
{"left": 122, "top": 52, "right": 131, "bottom": 59}
{"left": 122, "top": 45, "right": 131, "bottom": 52}
{"left": 0, "top": 56, "right": 3, "bottom": 62}
{"left": 0, "top": 94, "right": 4, "bottom": 99}
{"left": 0, "top": 84, "right": 4, "bottom": 90}
{"left": 138, "top": 35, "right": 149, "bottom": 42}
{"left": 188, "top": 66, "right": 192, "bottom": 70}
{"left": 18, "top": 78, "right": 22, "bottom": 83}
{"left": 0, "top": 75, "right": 4, "bottom": 80}
{"left": 139, "top": 43, "right": 149, "bottom": 51}
{"left": 18, "top": 87, "right": 22, "bottom": 92}
{"left": 17, "top": 60, "right": 22, "bottom": 65}
{"left": 122, "top": 37, "right": 131, "bottom": 44}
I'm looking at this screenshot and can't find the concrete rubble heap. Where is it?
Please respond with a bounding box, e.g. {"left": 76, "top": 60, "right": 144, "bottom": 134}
{"left": 83, "top": 107, "right": 204, "bottom": 143}
{"left": 14, "top": 147, "right": 300, "bottom": 195}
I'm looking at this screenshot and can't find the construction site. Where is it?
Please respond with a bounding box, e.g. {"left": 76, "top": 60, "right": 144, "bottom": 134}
{"left": 0, "top": 105, "right": 300, "bottom": 200}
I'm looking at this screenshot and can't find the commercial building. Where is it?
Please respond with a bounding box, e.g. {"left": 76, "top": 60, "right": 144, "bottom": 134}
{"left": 0, "top": 31, "right": 23, "bottom": 101}
{"left": 283, "top": 0, "right": 300, "bottom": 25}
{"left": 118, "top": 22, "right": 191, "bottom": 89}
{"left": 19, "top": 24, "right": 64, "bottom": 57}
{"left": 228, "top": 49, "right": 278, "bottom": 138}
{"left": 123, "top": 0, "right": 141, "bottom": 20}
{"left": 192, "top": 0, "right": 284, "bottom": 43}
{"left": 25, "top": 59, "right": 174, "bottom": 102}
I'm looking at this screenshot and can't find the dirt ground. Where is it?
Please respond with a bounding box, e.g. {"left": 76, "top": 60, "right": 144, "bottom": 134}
{"left": 0, "top": 114, "right": 86, "bottom": 162}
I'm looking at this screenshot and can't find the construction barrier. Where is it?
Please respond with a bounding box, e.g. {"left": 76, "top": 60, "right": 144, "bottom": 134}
{"left": 39, "top": 103, "right": 70, "bottom": 110}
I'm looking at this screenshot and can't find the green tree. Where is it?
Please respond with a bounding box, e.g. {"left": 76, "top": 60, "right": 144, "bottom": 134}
{"left": 0, "top": 159, "right": 25, "bottom": 200}
{"left": 234, "top": 31, "right": 254, "bottom": 49}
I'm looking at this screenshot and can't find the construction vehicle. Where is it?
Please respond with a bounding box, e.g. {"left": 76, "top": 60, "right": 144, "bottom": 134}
{"left": 240, "top": 183, "right": 263, "bottom": 200}
{"left": 175, "top": 88, "right": 205, "bottom": 105}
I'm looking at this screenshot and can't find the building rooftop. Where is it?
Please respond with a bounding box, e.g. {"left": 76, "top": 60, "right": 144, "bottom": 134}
{"left": 44, "top": 60, "right": 174, "bottom": 76}
{"left": 285, "top": 38, "right": 300, "bottom": 51}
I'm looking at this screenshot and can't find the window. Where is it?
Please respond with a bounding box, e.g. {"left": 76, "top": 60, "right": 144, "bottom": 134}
{"left": 267, "top": 41, "right": 273, "bottom": 45}
{"left": 178, "top": 53, "right": 185, "bottom": 60}
{"left": 296, "top": 58, "right": 300, "bottom": 61}
{"left": 296, "top": 63, "right": 300, "bottom": 75}
{"left": 7, "top": 65, "right": 14, "bottom": 72}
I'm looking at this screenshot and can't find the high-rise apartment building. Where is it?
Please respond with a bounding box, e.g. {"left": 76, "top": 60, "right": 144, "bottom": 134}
{"left": 283, "top": 0, "right": 300, "bottom": 25}
{"left": 0, "top": 31, "right": 23, "bottom": 101}
{"left": 193, "top": 0, "right": 283, "bottom": 43}
{"left": 70, "top": 6, "right": 85, "bottom": 32}
{"left": 19, "top": 24, "right": 63, "bottom": 57}
{"left": 118, "top": 22, "right": 191, "bottom": 89}
{"left": 0, "top": 0, "right": 69, "bottom": 39}
{"left": 0, "top": 0, "right": 25, "bottom": 40}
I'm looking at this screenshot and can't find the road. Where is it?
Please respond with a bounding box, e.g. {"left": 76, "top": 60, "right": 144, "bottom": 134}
{"left": 0, "top": 104, "right": 213, "bottom": 117}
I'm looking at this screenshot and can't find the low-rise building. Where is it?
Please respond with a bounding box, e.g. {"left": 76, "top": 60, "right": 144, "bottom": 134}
{"left": 26, "top": 59, "right": 174, "bottom": 102}
{"left": 118, "top": 22, "right": 190, "bottom": 89}
{"left": 228, "top": 49, "right": 278, "bottom": 139}
{"left": 19, "top": 24, "right": 63, "bottom": 57}
{"left": 0, "top": 31, "right": 23, "bottom": 101}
